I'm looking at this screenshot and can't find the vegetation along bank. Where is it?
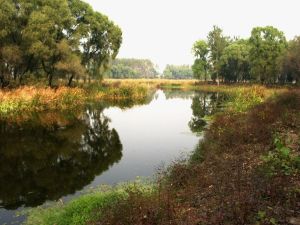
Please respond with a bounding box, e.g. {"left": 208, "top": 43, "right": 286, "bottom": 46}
{"left": 25, "top": 87, "right": 300, "bottom": 225}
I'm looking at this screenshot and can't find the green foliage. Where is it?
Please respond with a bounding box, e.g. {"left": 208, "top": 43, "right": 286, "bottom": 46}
{"left": 192, "top": 40, "right": 210, "bottom": 81}
{"left": 261, "top": 137, "right": 300, "bottom": 176}
{"left": 107, "top": 58, "right": 158, "bottom": 79}
{"left": 191, "top": 26, "right": 296, "bottom": 84}
{"left": 280, "top": 36, "right": 300, "bottom": 84}
{"left": 26, "top": 190, "right": 125, "bottom": 225}
{"left": 249, "top": 26, "right": 287, "bottom": 84}
{"left": 207, "top": 25, "right": 230, "bottom": 81}
{"left": 163, "top": 64, "right": 193, "bottom": 79}
{"left": 0, "top": 0, "right": 122, "bottom": 87}
{"left": 192, "top": 26, "right": 231, "bottom": 82}
{"left": 219, "top": 40, "right": 251, "bottom": 82}
{"left": 256, "top": 210, "right": 277, "bottom": 225}
{"left": 228, "top": 86, "right": 265, "bottom": 112}
{"left": 25, "top": 183, "right": 154, "bottom": 225}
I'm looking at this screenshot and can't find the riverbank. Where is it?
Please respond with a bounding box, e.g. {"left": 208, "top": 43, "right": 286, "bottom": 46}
{"left": 0, "top": 82, "right": 150, "bottom": 118}
{"left": 0, "top": 79, "right": 286, "bottom": 118}
{"left": 25, "top": 87, "right": 300, "bottom": 225}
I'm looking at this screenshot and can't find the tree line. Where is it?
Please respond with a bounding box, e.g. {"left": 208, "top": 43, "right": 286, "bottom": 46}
{"left": 106, "top": 58, "right": 158, "bottom": 79}
{"left": 0, "top": 0, "right": 122, "bottom": 87}
{"left": 192, "top": 26, "right": 300, "bottom": 84}
{"left": 162, "top": 64, "right": 193, "bottom": 79}
{"left": 107, "top": 60, "right": 194, "bottom": 80}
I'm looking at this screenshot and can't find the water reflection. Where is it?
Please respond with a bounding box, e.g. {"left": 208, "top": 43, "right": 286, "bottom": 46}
{"left": 0, "top": 108, "right": 122, "bottom": 209}
{"left": 0, "top": 89, "right": 229, "bottom": 225}
{"left": 189, "top": 92, "right": 227, "bottom": 133}
{"left": 163, "top": 89, "right": 195, "bottom": 100}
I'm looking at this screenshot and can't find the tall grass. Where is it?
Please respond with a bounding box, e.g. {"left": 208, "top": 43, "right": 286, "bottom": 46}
{"left": 0, "top": 82, "right": 151, "bottom": 118}
{"left": 0, "top": 87, "right": 85, "bottom": 116}
{"left": 0, "top": 79, "right": 287, "bottom": 118}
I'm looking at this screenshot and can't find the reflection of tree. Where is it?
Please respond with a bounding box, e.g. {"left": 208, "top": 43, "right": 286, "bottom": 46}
{"left": 189, "top": 92, "right": 226, "bottom": 133}
{"left": 163, "top": 89, "right": 195, "bottom": 100}
{"left": 0, "top": 108, "right": 122, "bottom": 209}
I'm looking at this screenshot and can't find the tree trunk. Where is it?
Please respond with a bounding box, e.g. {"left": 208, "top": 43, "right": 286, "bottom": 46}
{"left": 67, "top": 75, "right": 74, "bottom": 87}
{"left": 48, "top": 74, "right": 53, "bottom": 87}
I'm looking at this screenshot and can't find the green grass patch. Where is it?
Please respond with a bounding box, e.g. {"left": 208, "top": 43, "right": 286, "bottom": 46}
{"left": 25, "top": 189, "right": 125, "bottom": 225}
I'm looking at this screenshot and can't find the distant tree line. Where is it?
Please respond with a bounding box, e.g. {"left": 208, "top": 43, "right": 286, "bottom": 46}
{"left": 107, "top": 58, "right": 158, "bottom": 79}
{"left": 192, "top": 25, "right": 300, "bottom": 84}
{"left": 162, "top": 65, "right": 193, "bottom": 79}
{"left": 0, "top": 0, "right": 122, "bottom": 87}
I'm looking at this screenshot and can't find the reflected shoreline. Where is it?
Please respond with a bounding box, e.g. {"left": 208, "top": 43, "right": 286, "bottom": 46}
{"left": 0, "top": 89, "right": 227, "bottom": 224}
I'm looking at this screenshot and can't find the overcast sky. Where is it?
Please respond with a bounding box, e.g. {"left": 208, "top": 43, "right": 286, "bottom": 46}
{"left": 84, "top": 0, "right": 300, "bottom": 71}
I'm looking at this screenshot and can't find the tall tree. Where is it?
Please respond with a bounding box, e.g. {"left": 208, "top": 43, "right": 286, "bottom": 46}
{"left": 192, "top": 40, "right": 210, "bottom": 81}
{"left": 280, "top": 36, "right": 300, "bottom": 84}
{"left": 23, "top": 0, "right": 74, "bottom": 86}
{"left": 207, "top": 26, "right": 229, "bottom": 82}
{"left": 0, "top": 0, "right": 122, "bottom": 87}
{"left": 249, "top": 26, "right": 287, "bottom": 84}
{"left": 219, "top": 40, "right": 251, "bottom": 82}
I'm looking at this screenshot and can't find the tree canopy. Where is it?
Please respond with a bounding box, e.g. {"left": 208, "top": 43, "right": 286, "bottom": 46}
{"left": 163, "top": 64, "right": 193, "bottom": 79}
{"left": 192, "top": 25, "right": 299, "bottom": 84}
{"left": 107, "top": 58, "right": 158, "bottom": 79}
{"left": 0, "top": 0, "right": 122, "bottom": 87}
{"left": 249, "top": 26, "right": 287, "bottom": 83}
{"left": 192, "top": 40, "right": 210, "bottom": 81}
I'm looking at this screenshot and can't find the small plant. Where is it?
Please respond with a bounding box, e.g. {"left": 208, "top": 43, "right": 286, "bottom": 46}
{"left": 261, "top": 137, "right": 300, "bottom": 176}
{"left": 256, "top": 210, "right": 277, "bottom": 225}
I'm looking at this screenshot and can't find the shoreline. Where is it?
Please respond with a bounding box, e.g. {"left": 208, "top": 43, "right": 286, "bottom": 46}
{"left": 25, "top": 85, "right": 299, "bottom": 225}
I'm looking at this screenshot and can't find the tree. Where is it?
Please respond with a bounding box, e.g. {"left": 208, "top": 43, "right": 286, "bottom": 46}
{"left": 219, "top": 40, "right": 251, "bottom": 82}
{"left": 192, "top": 40, "right": 210, "bottom": 81}
{"left": 280, "top": 36, "right": 300, "bottom": 84}
{"left": 207, "top": 26, "right": 230, "bottom": 82}
{"left": 249, "top": 26, "right": 287, "bottom": 84}
{"left": 55, "top": 40, "right": 87, "bottom": 86}
{"left": 0, "top": 0, "right": 122, "bottom": 87}
{"left": 23, "top": 0, "right": 74, "bottom": 86}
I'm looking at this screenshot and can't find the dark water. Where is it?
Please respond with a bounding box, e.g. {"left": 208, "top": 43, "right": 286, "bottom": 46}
{"left": 0, "top": 89, "right": 227, "bottom": 224}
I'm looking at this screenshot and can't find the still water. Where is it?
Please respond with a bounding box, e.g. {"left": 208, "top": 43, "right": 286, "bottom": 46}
{"left": 0, "top": 89, "right": 227, "bottom": 224}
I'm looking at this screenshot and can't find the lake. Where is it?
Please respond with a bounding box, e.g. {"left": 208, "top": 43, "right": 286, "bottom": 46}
{"left": 0, "top": 89, "right": 227, "bottom": 224}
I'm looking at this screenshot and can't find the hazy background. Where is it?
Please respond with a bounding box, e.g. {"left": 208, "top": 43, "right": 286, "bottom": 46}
{"left": 84, "top": 0, "right": 300, "bottom": 71}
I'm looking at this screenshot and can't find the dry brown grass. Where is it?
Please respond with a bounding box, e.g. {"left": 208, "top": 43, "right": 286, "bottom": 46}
{"left": 0, "top": 86, "right": 86, "bottom": 116}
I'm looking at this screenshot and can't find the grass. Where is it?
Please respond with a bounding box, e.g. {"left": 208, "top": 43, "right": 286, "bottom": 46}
{"left": 0, "top": 79, "right": 289, "bottom": 119}
{"left": 25, "top": 188, "right": 124, "bottom": 225}
{"left": 0, "top": 81, "right": 152, "bottom": 118}
{"left": 25, "top": 183, "right": 154, "bottom": 225}
{"left": 0, "top": 86, "right": 85, "bottom": 116}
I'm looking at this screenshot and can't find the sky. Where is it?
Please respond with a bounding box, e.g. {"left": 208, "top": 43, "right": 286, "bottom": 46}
{"left": 84, "top": 0, "right": 300, "bottom": 71}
